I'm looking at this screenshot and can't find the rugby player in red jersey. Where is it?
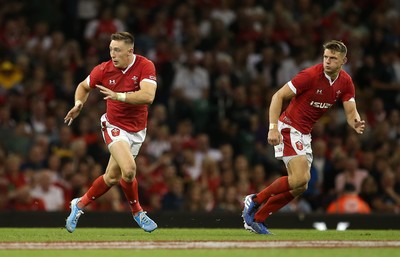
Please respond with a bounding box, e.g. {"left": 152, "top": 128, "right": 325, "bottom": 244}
{"left": 64, "top": 32, "right": 157, "bottom": 233}
{"left": 242, "top": 40, "right": 365, "bottom": 234}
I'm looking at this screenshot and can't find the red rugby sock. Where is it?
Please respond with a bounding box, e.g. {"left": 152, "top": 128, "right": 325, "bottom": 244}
{"left": 79, "top": 175, "right": 111, "bottom": 208}
{"left": 253, "top": 176, "right": 290, "bottom": 204}
{"left": 254, "top": 191, "right": 294, "bottom": 222}
{"left": 120, "top": 178, "right": 142, "bottom": 214}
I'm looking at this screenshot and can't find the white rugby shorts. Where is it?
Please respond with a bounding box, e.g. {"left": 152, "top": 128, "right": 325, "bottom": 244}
{"left": 274, "top": 121, "right": 313, "bottom": 166}
{"left": 100, "top": 114, "right": 146, "bottom": 157}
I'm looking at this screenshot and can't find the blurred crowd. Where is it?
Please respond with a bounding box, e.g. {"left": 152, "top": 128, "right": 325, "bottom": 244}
{"left": 0, "top": 0, "right": 399, "bottom": 215}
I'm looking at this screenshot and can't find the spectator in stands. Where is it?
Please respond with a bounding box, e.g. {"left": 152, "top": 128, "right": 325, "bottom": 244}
{"left": 4, "top": 154, "right": 26, "bottom": 190}
{"left": 359, "top": 175, "right": 384, "bottom": 212}
{"left": 217, "top": 185, "right": 242, "bottom": 212}
{"left": 335, "top": 157, "right": 369, "bottom": 194}
{"left": 250, "top": 164, "right": 268, "bottom": 192}
{"left": 84, "top": 6, "right": 126, "bottom": 49}
{"left": 0, "top": 61, "right": 23, "bottom": 93}
{"left": 372, "top": 47, "right": 400, "bottom": 110}
{"left": 379, "top": 170, "right": 400, "bottom": 211}
{"left": 30, "top": 169, "right": 65, "bottom": 211}
{"left": 171, "top": 50, "right": 210, "bottom": 123}
{"left": 20, "top": 144, "right": 47, "bottom": 172}
{"left": 327, "top": 183, "right": 371, "bottom": 214}
{"left": 11, "top": 185, "right": 46, "bottom": 211}
{"left": 161, "top": 176, "right": 185, "bottom": 211}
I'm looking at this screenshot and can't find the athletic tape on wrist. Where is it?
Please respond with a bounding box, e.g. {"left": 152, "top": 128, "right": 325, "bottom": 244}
{"left": 116, "top": 93, "right": 127, "bottom": 102}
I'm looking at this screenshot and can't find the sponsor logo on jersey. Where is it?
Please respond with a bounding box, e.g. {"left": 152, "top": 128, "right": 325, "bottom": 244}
{"left": 109, "top": 79, "right": 116, "bottom": 85}
{"left": 316, "top": 89, "right": 323, "bottom": 94}
{"left": 310, "top": 101, "right": 332, "bottom": 109}
{"left": 336, "top": 90, "right": 342, "bottom": 98}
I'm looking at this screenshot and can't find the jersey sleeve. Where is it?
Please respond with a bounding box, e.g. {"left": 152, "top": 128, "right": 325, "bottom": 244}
{"left": 140, "top": 60, "right": 157, "bottom": 85}
{"left": 341, "top": 77, "right": 355, "bottom": 102}
{"left": 88, "top": 63, "right": 105, "bottom": 88}
{"left": 290, "top": 69, "right": 312, "bottom": 95}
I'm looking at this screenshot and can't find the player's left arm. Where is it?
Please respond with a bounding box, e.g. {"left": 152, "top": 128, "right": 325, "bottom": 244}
{"left": 97, "top": 59, "right": 157, "bottom": 105}
{"left": 96, "top": 81, "right": 157, "bottom": 105}
{"left": 343, "top": 100, "right": 365, "bottom": 134}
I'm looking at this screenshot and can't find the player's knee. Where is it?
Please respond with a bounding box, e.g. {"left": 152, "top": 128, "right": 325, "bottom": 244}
{"left": 104, "top": 174, "right": 121, "bottom": 186}
{"left": 291, "top": 183, "right": 308, "bottom": 197}
{"left": 297, "top": 182, "right": 308, "bottom": 193}
{"left": 121, "top": 167, "right": 136, "bottom": 182}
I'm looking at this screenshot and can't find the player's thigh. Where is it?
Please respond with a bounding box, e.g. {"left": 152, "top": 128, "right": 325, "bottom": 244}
{"left": 108, "top": 140, "right": 136, "bottom": 174}
{"left": 286, "top": 155, "right": 310, "bottom": 186}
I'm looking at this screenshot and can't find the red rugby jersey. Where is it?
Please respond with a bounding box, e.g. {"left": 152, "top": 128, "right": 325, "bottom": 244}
{"left": 279, "top": 63, "right": 355, "bottom": 134}
{"left": 88, "top": 54, "right": 157, "bottom": 132}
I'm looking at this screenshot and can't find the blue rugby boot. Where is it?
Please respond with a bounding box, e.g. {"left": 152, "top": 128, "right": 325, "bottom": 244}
{"left": 133, "top": 211, "right": 158, "bottom": 233}
{"left": 247, "top": 221, "right": 273, "bottom": 235}
{"left": 242, "top": 194, "right": 259, "bottom": 226}
{"left": 65, "top": 198, "right": 84, "bottom": 233}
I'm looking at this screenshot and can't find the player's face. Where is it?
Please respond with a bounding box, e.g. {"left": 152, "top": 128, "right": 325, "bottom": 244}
{"left": 109, "top": 40, "right": 133, "bottom": 69}
{"left": 323, "top": 49, "right": 347, "bottom": 77}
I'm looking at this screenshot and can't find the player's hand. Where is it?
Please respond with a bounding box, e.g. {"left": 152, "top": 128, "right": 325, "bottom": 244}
{"left": 64, "top": 104, "right": 82, "bottom": 126}
{"left": 96, "top": 85, "right": 117, "bottom": 100}
{"left": 354, "top": 119, "right": 365, "bottom": 134}
{"left": 267, "top": 129, "right": 282, "bottom": 146}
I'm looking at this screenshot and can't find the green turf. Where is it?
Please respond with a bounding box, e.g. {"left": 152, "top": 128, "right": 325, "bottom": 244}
{"left": 0, "top": 228, "right": 399, "bottom": 257}
{"left": 3, "top": 249, "right": 400, "bottom": 257}
{"left": 0, "top": 228, "right": 399, "bottom": 241}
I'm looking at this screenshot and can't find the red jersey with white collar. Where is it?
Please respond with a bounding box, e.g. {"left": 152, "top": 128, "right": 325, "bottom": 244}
{"left": 88, "top": 54, "right": 157, "bottom": 132}
{"left": 279, "top": 63, "right": 355, "bottom": 134}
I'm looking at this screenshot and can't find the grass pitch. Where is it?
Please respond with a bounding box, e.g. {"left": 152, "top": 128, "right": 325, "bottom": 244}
{"left": 0, "top": 228, "right": 399, "bottom": 257}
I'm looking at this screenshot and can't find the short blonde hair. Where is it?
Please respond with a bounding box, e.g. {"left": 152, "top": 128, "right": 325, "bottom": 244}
{"left": 323, "top": 40, "right": 347, "bottom": 55}
{"left": 111, "top": 32, "right": 134, "bottom": 46}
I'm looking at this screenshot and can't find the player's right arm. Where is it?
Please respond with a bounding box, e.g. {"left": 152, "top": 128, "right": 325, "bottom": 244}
{"left": 267, "top": 84, "right": 295, "bottom": 146}
{"left": 64, "top": 79, "right": 92, "bottom": 126}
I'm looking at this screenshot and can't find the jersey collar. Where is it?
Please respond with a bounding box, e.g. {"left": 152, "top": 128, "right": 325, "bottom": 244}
{"left": 121, "top": 55, "right": 136, "bottom": 74}
{"left": 324, "top": 72, "right": 339, "bottom": 86}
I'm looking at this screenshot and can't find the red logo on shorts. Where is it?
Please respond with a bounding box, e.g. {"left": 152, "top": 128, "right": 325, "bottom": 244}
{"left": 295, "top": 141, "right": 303, "bottom": 150}
{"left": 111, "top": 128, "right": 120, "bottom": 137}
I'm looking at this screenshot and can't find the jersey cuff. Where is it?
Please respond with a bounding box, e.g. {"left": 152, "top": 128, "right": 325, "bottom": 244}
{"left": 288, "top": 81, "right": 297, "bottom": 94}
{"left": 142, "top": 78, "right": 157, "bottom": 85}
{"left": 85, "top": 75, "right": 91, "bottom": 87}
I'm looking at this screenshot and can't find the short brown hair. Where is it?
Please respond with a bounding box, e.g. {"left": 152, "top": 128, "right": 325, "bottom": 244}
{"left": 111, "top": 32, "right": 134, "bottom": 46}
{"left": 323, "top": 40, "right": 347, "bottom": 55}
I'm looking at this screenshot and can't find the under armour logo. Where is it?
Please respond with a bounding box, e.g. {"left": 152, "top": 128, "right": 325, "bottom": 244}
{"left": 109, "top": 79, "right": 116, "bottom": 85}
{"left": 336, "top": 90, "right": 342, "bottom": 97}
{"left": 316, "top": 89, "right": 323, "bottom": 94}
